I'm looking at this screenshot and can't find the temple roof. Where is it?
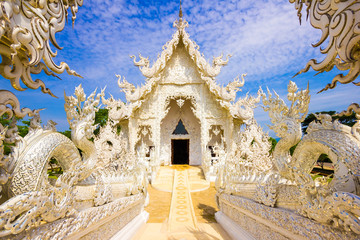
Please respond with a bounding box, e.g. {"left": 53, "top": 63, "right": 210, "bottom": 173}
{"left": 130, "top": 17, "right": 231, "bottom": 80}
{"left": 117, "top": 15, "right": 245, "bottom": 104}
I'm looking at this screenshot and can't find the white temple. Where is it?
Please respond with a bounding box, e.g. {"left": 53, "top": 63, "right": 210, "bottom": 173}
{"left": 0, "top": 0, "right": 360, "bottom": 239}
{"left": 111, "top": 13, "right": 257, "bottom": 171}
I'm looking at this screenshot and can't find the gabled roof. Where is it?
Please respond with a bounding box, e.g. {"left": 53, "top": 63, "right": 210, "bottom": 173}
{"left": 118, "top": 16, "right": 244, "bottom": 103}
{"left": 130, "top": 18, "right": 231, "bottom": 79}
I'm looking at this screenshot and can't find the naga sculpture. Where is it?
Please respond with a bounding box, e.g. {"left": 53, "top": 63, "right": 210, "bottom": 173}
{"left": 64, "top": 84, "right": 105, "bottom": 177}
{"left": 117, "top": 74, "right": 156, "bottom": 103}
{"left": 0, "top": 0, "right": 89, "bottom": 235}
{"left": 0, "top": 90, "right": 40, "bottom": 196}
{"left": 101, "top": 92, "right": 142, "bottom": 123}
{"left": 261, "top": 81, "right": 310, "bottom": 178}
{"left": 219, "top": 86, "right": 262, "bottom": 122}
{"left": 0, "top": 112, "right": 81, "bottom": 237}
{"left": 260, "top": 81, "right": 360, "bottom": 234}
{"left": 0, "top": 0, "right": 151, "bottom": 238}
{"left": 0, "top": 85, "right": 106, "bottom": 237}
{"left": 0, "top": 84, "right": 149, "bottom": 238}
{"left": 218, "top": 73, "right": 245, "bottom": 102}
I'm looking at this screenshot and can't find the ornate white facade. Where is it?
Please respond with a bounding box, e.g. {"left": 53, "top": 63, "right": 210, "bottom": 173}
{"left": 105, "top": 16, "right": 257, "bottom": 179}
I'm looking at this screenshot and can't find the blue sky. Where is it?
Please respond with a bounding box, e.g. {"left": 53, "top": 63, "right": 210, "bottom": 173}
{"left": 1, "top": 0, "right": 358, "bottom": 137}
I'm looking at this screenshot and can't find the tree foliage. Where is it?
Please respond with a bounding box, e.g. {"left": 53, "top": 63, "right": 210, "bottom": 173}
{"left": 268, "top": 137, "right": 277, "bottom": 154}
{"left": 59, "top": 130, "right": 71, "bottom": 139}
{"left": 95, "top": 108, "right": 109, "bottom": 128}
{"left": 94, "top": 108, "right": 109, "bottom": 136}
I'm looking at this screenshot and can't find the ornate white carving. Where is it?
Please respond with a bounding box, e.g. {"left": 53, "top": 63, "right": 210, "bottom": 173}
{"left": 10, "top": 194, "right": 144, "bottom": 240}
{"left": 337, "top": 103, "right": 360, "bottom": 141}
{"left": 117, "top": 74, "right": 159, "bottom": 103}
{"left": 0, "top": 90, "right": 40, "bottom": 197}
{"left": 118, "top": 17, "right": 243, "bottom": 108}
{"left": 0, "top": 2, "right": 146, "bottom": 238}
{"left": 8, "top": 123, "right": 82, "bottom": 196}
{"left": 218, "top": 193, "right": 358, "bottom": 239}
{"left": 0, "top": 0, "right": 82, "bottom": 97}
{"left": 290, "top": 0, "right": 360, "bottom": 92}
{"left": 176, "top": 98, "right": 185, "bottom": 108}
{"left": 208, "top": 74, "right": 246, "bottom": 102}
{"left": 0, "top": 114, "right": 83, "bottom": 237}
{"left": 258, "top": 81, "right": 360, "bottom": 234}
{"left": 219, "top": 120, "right": 275, "bottom": 198}
{"left": 131, "top": 18, "right": 230, "bottom": 80}
{"left": 260, "top": 81, "right": 310, "bottom": 178}
{"left": 94, "top": 121, "right": 129, "bottom": 169}
{"left": 0, "top": 186, "right": 75, "bottom": 238}
{"left": 64, "top": 84, "right": 105, "bottom": 175}
{"left": 219, "top": 87, "right": 262, "bottom": 122}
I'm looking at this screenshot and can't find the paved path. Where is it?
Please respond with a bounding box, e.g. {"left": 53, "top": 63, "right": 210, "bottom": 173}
{"left": 168, "top": 169, "right": 197, "bottom": 232}
{"left": 133, "top": 166, "right": 230, "bottom": 240}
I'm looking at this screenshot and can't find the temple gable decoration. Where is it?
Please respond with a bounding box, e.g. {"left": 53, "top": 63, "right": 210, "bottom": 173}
{"left": 117, "top": 14, "right": 248, "bottom": 106}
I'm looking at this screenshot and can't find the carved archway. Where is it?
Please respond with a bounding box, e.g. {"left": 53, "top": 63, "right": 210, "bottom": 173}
{"left": 159, "top": 96, "right": 201, "bottom": 165}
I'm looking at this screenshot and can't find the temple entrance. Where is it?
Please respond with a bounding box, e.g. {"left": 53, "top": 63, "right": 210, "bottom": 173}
{"left": 160, "top": 98, "right": 202, "bottom": 165}
{"left": 171, "top": 139, "right": 189, "bottom": 164}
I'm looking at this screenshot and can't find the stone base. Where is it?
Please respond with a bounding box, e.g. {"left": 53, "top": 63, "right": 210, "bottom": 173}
{"left": 110, "top": 210, "right": 149, "bottom": 240}
{"left": 215, "top": 211, "right": 255, "bottom": 240}
{"left": 6, "top": 194, "right": 145, "bottom": 240}
{"left": 217, "top": 193, "right": 358, "bottom": 240}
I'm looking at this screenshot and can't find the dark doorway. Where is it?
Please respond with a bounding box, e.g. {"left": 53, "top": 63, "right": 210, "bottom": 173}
{"left": 172, "top": 139, "right": 189, "bottom": 164}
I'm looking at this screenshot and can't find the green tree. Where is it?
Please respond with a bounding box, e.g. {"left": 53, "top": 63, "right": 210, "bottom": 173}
{"left": 289, "top": 143, "right": 298, "bottom": 156}
{"left": 18, "top": 120, "right": 30, "bottom": 137}
{"left": 94, "top": 108, "right": 109, "bottom": 136}
{"left": 268, "top": 137, "right": 277, "bottom": 154}
{"left": 59, "top": 129, "right": 71, "bottom": 139}
{"left": 95, "top": 108, "right": 109, "bottom": 127}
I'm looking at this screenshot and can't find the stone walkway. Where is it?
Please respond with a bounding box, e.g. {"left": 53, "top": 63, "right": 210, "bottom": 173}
{"left": 133, "top": 166, "right": 230, "bottom": 240}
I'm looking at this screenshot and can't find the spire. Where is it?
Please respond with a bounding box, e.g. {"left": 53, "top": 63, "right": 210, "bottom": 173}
{"left": 173, "top": 0, "right": 188, "bottom": 30}
{"left": 179, "top": 0, "right": 183, "bottom": 19}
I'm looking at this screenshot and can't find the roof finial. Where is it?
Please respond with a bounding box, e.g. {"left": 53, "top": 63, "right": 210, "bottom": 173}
{"left": 179, "top": 0, "right": 183, "bottom": 19}
{"left": 173, "top": 0, "right": 188, "bottom": 30}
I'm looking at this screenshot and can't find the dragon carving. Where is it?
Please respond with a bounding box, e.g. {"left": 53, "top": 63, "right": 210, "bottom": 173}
{"left": 102, "top": 95, "right": 130, "bottom": 122}
{"left": 0, "top": 112, "right": 81, "bottom": 236}
{"left": 117, "top": 74, "right": 158, "bottom": 103}
{"left": 64, "top": 84, "right": 105, "bottom": 176}
{"left": 102, "top": 95, "right": 142, "bottom": 123}
{"left": 219, "top": 87, "right": 262, "bottom": 122}
{"left": 220, "top": 73, "right": 245, "bottom": 101}
{"left": 261, "top": 81, "right": 310, "bottom": 178}
{"left": 205, "top": 73, "right": 246, "bottom": 102}
{"left": 262, "top": 81, "right": 360, "bottom": 234}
